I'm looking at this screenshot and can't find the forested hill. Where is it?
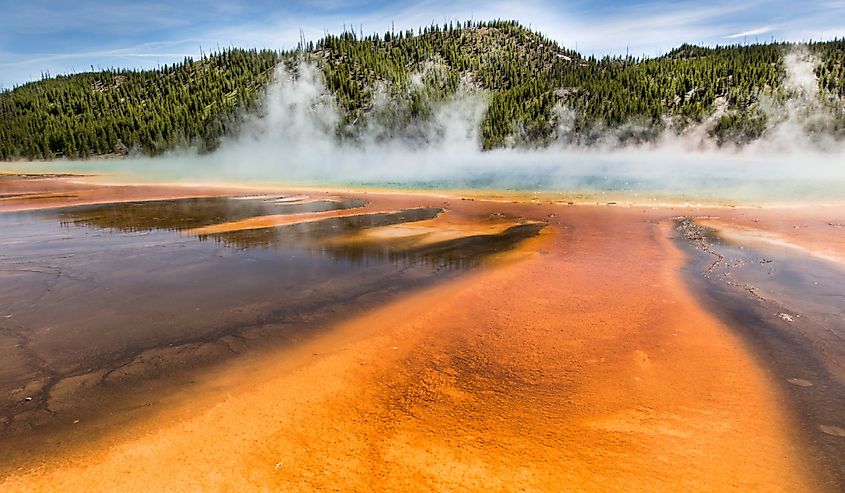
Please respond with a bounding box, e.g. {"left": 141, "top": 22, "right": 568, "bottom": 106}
{"left": 1, "top": 20, "right": 844, "bottom": 160}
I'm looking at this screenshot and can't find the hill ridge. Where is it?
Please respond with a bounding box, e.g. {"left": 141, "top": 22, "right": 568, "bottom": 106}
{"left": 1, "top": 20, "right": 843, "bottom": 160}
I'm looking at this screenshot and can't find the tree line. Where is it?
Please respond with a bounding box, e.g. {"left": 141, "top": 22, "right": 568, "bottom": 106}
{"left": 1, "top": 20, "right": 843, "bottom": 160}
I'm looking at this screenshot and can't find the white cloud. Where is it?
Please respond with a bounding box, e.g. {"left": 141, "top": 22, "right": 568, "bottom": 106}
{"left": 727, "top": 26, "right": 776, "bottom": 38}
{"left": 3, "top": 0, "right": 845, "bottom": 88}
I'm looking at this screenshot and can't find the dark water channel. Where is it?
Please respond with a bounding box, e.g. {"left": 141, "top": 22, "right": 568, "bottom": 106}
{"left": 675, "top": 218, "right": 845, "bottom": 493}
{"left": 0, "top": 196, "right": 543, "bottom": 464}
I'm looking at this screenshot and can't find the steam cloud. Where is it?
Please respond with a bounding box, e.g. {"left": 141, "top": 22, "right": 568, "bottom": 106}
{"left": 86, "top": 51, "right": 845, "bottom": 205}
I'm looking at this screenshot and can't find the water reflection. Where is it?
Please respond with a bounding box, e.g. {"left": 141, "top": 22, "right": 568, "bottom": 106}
{"left": 314, "top": 222, "right": 546, "bottom": 270}
{"left": 58, "top": 199, "right": 546, "bottom": 271}
{"left": 202, "top": 207, "right": 443, "bottom": 247}
{"left": 676, "top": 218, "right": 845, "bottom": 488}
{"left": 57, "top": 196, "right": 368, "bottom": 233}
{"left": 0, "top": 196, "right": 544, "bottom": 444}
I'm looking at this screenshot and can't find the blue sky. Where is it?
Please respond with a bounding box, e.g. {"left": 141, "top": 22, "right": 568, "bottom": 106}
{"left": 1, "top": 0, "right": 843, "bottom": 88}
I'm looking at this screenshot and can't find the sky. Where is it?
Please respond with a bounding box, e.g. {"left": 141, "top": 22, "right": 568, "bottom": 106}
{"left": 1, "top": 0, "right": 843, "bottom": 88}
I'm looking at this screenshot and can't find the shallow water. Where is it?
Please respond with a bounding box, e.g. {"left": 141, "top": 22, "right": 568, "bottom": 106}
{"left": 0, "top": 196, "right": 543, "bottom": 453}
{"left": 676, "top": 218, "right": 845, "bottom": 492}
{"left": 57, "top": 196, "right": 368, "bottom": 232}
{"left": 10, "top": 153, "right": 845, "bottom": 205}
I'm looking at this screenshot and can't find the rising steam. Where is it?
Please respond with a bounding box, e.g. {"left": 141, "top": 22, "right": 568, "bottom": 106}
{"left": 80, "top": 49, "right": 845, "bottom": 205}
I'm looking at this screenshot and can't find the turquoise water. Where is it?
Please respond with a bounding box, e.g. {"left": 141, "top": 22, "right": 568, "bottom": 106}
{"left": 5, "top": 150, "right": 845, "bottom": 205}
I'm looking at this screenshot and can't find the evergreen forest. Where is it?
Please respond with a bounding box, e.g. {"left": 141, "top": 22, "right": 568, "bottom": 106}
{"left": 1, "top": 20, "right": 843, "bottom": 160}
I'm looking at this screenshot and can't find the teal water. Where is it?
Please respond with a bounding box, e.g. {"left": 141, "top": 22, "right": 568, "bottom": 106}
{"left": 5, "top": 149, "right": 845, "bottom": 205}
